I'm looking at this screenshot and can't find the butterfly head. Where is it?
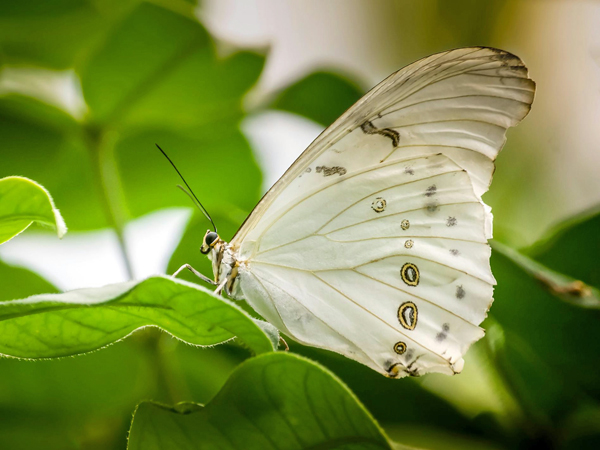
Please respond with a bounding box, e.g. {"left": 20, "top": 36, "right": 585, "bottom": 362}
{"left": 201, "top": 230, "right": 220, "bottom": 255}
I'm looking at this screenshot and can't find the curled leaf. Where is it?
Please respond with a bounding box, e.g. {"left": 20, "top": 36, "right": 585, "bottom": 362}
{"left": 0, "top": 176, "right": 67, "bottom": 244}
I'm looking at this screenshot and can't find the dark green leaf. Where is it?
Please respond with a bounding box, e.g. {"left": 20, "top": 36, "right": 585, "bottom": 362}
{"left": 0, "top": 276, "right": 277, "bottom": 359}
{"left": 79, "top": 2, "right": 264, "bottom": 130}
{"left": 528, "top": 205, "right": 600, "bottom": 291}
{"left": 290, "top": 343, "right": 497, "bottom": 445}
{"left": 271, "top": 71, "right": 363, "bottom": 126}
{"left": 0, "top": 0, "right": 139, "bottom": 69}
{"left": 490, "top": 249, "right": 600, "bottom": 407}
{"left": 128, "top": 352, "right": 392, "bottom": 450}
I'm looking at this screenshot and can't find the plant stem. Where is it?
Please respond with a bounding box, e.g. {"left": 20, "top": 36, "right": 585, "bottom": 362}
{"left": 87, "top": 126, "right": 134, "bottom": 280}
{"left": 491, "top": 240, "right": 600, "bottom": 309}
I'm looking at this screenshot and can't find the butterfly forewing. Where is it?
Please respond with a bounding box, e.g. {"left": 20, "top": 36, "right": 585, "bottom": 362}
{"left": 232, "top": 47, "right": 535, "bottom": 377}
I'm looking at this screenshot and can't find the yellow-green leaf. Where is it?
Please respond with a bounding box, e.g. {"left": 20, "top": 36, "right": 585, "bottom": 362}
{"left": 0, "top": 176, "right": 67, "bottom": 244}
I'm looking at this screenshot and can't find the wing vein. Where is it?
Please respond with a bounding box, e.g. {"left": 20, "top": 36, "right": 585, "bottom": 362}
{"left": 255, "top": 273, "right": 384, "bottom": 369}
{"left": 311, "top": 272, "right": 452, "bottom": 364}
{"left": 380, "top": 93, "right": 532, "bottom": 119}
{"left": 255, "top": 162, "right": 463, "bottom": 255}
{"left": 350, "top": 269, "right": 485, "bottom": 327}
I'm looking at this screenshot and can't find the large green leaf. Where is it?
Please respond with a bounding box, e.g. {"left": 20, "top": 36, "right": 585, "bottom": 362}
{"left": 80, "top": 2, "right": 263, "bottom": 130}
{"left": 0, "top": 276, "right": 278, "bottom": 359}
{"left": 0, "top": 176, "right": 66, "bottom": 244}
{"left": 289, "top": 343, "right": 505, "bottom": 449}
{"left": 128, "top": 352, "right": 392, "bottom": 450}
{"left": 77, "top": 1, "right": 265, "bottom": 236}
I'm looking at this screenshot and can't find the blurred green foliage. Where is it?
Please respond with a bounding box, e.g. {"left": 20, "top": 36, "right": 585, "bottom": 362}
{"left": 1, "top": 1, "right": 599, "bottom": 449}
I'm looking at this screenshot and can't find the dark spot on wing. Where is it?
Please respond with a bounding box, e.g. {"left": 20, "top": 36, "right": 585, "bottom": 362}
{"left": 316, "top": 166, "right": 347, "bottom": 176}
{"left": 446, "top": 216, "right": 457, "bottom": 227}
{"left": 456, "top": 285, "right": 465, "bottom": 299}
{"left": 426, "top": 201, "right": 439, "bottom": 213}
{"left": 436, "top": 324, "right": 450, "bottom": 342}
{"left": 425, "top": 185, "right": 437, "bottom": 197}
{"left": 361, "top": 120, "right": 400, "bottom": 147}
{"left": 449, "top": 249, "right": 460, "bottom": 256}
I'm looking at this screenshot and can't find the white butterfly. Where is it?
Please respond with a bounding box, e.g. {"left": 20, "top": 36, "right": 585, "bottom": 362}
{"left": 174, "top": 47, "right": 535, "bottom": 378}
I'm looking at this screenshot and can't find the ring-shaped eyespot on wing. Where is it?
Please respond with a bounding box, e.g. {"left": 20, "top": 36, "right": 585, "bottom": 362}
{"left": 400, "top": 263, "right": 420, "bottom": 287}
{"left": 398, "top": 302, "right": 418, "bottom": 330}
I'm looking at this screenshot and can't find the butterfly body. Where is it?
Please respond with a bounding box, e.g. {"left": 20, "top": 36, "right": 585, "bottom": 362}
{"left": 194, "top": 47, "right": 535, "bottom": 378}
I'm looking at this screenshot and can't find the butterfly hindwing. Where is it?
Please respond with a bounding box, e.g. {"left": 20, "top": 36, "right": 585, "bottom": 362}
{"left": 239, "top": 154, "right": 490, "bottom": 376}
{"left": 232, "top": 47, "right": 535, "bottom": 377}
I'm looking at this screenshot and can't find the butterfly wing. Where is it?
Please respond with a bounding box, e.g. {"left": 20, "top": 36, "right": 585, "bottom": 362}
{"left": 232, "top": 47, "right": 535, "bottom": 377}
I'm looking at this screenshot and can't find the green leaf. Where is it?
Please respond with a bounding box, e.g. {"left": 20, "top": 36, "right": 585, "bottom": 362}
{"left": 0, "top": 0, "right": 140, "bottom": 69}
{"left": 270, "top": 71, "right": 363, "bottom": 126}
{"left": 528, "top": 204, "right": 600, "bottom": 292}
{"left": 491, "top": 240, "right": 600, "bottom": 309}
{"left": 489, "top": 249, "right": 600, "bottom": 408}
{"left": 128, "top": 352, "right": 392, "bottom": 450}
{"left": 0, "top": 176, "right": 67, "bottom": 244}
{"left": 0, "top": 259, "right": 58, "bottom": 301}
{"left": 79, "top": 2, "right": 264, "bottom": 130}
{"left": 1, "top": 3, "right": 265, "bottom": 235}
{"left": 0, "top": 276, "right": 278, "bottom": 359}
{"left": 290, "top": 344, "right": 501, "bottom": 446}
{"left": 0, "top": 94, "right": 105, "bottom": 231}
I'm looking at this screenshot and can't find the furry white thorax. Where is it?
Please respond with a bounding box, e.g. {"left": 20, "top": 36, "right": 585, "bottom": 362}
{"left": 208, "top": 240, "right": 244, "bottom": 299}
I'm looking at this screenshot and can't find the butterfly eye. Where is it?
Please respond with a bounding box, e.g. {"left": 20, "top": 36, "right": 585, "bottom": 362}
{"left": 205, "top": 232, "right": 219, "bottom": 246}
{"left": 201, "top": 231, "right": 219, "bottom": 254}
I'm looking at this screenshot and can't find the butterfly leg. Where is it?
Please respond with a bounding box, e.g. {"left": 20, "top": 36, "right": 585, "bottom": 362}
{"left": 278, "top": 336, "right": 289, "bottom": 351}
{"left": 214, "top": 277, "right": 228, "bottom": 296}
{"left": 172, "top": 264, "right": 217, "bottom": 285}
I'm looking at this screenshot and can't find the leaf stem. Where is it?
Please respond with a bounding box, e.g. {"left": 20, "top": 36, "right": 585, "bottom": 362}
{"left": 491, "top": 240, "right": 600, "bottom": 309}
{"left": 86, "top": 126, "right": 134, "bottom": 279}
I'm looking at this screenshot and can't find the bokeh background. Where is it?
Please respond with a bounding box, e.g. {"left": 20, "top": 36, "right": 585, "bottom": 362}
{"left": 1, "top": 1, "right": 600, "bottom": 449}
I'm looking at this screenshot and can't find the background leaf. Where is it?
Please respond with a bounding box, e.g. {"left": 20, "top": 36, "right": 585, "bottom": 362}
{"left": 491, "top": 240, "right": 600, "bottom": 309}
{"left": 270, "top": 71, "right": 363, "bottom": 127}
{"left": 0, "top": 276, "right": 277, "bottom": 359}
{"left": 0, "top": 259, "right": 58, "bottom": 301}
{"left": 128, "top": 352, "right": 392, "bottom": 450}
{"left": 0, "top": 2, "right": 264, "bottom": 235}
{"left": 528, "top": 204, "right": 600, "bottom": 291}
{"left": 0, "top": 0, "right": 139, "bottom": 70}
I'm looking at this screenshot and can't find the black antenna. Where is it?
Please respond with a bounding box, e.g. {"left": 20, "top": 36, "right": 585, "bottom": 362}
{"left": 155, "top": 144, "right": 217, "bottom": 233}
